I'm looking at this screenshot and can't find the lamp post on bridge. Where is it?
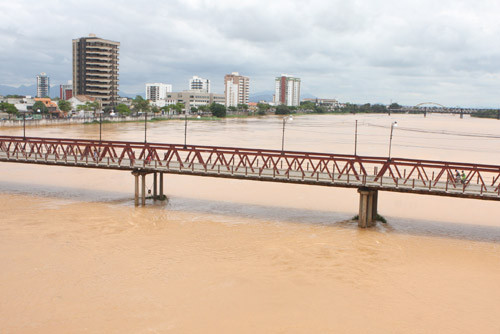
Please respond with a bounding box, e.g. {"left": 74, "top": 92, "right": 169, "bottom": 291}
{"left": 354, "top": 119, "right": 358, "bottom": 156}
{"left": 144, "top": 111, "right": 148, "bottom": 143}
{"left": 184, "top": 110, "right": 188, "bottom": 149}
{"left": 281, "top": 114, "right": 293, "bottom": 153}
{"left": 99, "top": 111, "right": 103, "bottom": 142}
{"left": 23, "top": 112, "right": 26, "bottom": 140}
{"left": 388, "top": 121, "right": 398, "bottom": 159}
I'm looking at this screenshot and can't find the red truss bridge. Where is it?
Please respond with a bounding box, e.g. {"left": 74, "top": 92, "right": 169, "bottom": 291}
{"left": 1, "top": 136, "right": 499, "bottom": 227}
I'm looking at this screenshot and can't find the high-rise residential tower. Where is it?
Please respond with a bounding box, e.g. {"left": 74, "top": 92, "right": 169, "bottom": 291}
{"left": 275, "top": 74, "right": 301, "bottom": 106}
{"left": 36, "top": 72, "right": 50, "bottom": 98}
{"left": 146, "top": 83, "right": 172, "bottom": 102}
{"left": 224, "top": 72, "right": 249, "bottom": 107}
{"left": 189, "top": 76, "right": 210, "bottom": 93}
{"left": 72, "top": 34, "right": 120, "bottom": 107}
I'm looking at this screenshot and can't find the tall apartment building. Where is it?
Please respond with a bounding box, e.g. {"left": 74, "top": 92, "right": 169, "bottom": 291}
{"left": 189, "top": 76, "right": 210, "bottom": 93}
{"left": 59, "top": 81, "right": 73, "bottom": 100}
{"left": 146, "top": 83, "right": 172, "bottom": 102}
{"left": 72, "top": 34, "right": 120, "bottom": 107}
{"left": 36, "top": 72, "right": 50, "bottom": 98}
{"left": 275, "top": 74, "right": 301, "bottom": 106}
{"left": 224, "top": 72, "right": 249, "bottom": 107}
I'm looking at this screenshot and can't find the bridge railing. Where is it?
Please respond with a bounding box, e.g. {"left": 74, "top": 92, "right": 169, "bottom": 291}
{"left": 1, "top": 136, "right": 500, "bottom": 198}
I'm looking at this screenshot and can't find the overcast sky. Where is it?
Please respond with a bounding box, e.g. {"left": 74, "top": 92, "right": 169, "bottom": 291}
{"left": 1, "top": 0, "right": 500, "bottom": 107}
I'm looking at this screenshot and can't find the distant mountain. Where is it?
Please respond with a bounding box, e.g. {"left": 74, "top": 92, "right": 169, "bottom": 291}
{"left": 120, "top": 92, "right": 145, "bottom": 99}
{"left": 249, "top": 91, "right": 274, "bottom": 103}
{"left": 0, "top": 84, "right": 36, "bottom": 97}
{"left": 301, "top": 92, "right": 317, "bottom": 99}
{"left": 0, "top": 84, "right": 60, "bottom": 99}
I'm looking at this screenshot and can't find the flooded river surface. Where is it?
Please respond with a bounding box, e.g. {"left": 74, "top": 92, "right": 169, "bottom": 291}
{"left": 1, "top": 114, "right": 500, "bottom": 333}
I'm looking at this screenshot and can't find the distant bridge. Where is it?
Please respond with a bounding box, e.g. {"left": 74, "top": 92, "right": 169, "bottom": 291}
{"left": 1, "top": 136, "right": 500, "bottom": 228}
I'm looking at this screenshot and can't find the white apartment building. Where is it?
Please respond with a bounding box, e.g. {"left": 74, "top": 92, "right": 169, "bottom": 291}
{"left": 146, "top": 83, "right": 172, "bottom": 104}
{"left": 164, "top": 91, "right": 225, "bottom": 111}
{"left": 224, "top": 72, "right": 249, "bottom": 107}
{"left": 189, "top": 76, "right": 210, "bottom": 93}
{"left": 36, "top": 72, "right": 50, "bottom": 98}
{"left": 275, "top": 74, "right": 301, "bottom": 106}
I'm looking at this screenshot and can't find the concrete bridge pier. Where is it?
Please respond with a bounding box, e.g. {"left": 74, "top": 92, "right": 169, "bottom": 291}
{"left": 357, "top": 188, "right": 378, "bottom": 228}
{"left": 153, "top": 172, "right": 165, "bottom": 200}
{"left": 132, "top": 171, "right": 147, "bottom": 206}
{"left": 132, "top": 170, "right": 166, "bottom": 206}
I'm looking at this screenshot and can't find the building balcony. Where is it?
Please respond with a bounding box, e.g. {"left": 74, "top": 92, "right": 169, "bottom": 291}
{"left": 85, "top": 44, "right": 115, "bottom": 51}
{"left": 86, "top": 89, "right": 111, "bottom": 94}
{"left": 84, "top": 72, "right": 110, "bottom": 77}
{"left": 86, "top": 67, "right": 112, "bottom": 72}
{"left": 87, "top": 85, "right": 112, "bottom": 89}
{"left": 86, "top": 50, "right": 114, "bottom": 54}
{"left": 86, "top": 62, "right": 113, "bottom": 67}
{"left": 85, "top": 56, "right": 111, "bottom": 60}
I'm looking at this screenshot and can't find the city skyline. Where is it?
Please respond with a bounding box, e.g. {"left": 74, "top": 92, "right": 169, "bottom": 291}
{"left": 1, "top": 0, "right": 500, "bottom": 107}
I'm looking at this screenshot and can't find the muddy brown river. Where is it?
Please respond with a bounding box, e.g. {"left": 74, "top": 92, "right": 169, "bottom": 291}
{"left": 1, "top": 113, "right": 499, "bottom": 333}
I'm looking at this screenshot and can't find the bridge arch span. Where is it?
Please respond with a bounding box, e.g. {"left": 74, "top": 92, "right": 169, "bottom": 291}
{"left": 414, "top": 102, "right": 447, "bottom": 108}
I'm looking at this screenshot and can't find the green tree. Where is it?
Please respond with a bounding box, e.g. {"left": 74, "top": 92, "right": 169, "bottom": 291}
{"left": 299, "top": 101, "right": 316, "bottom": 111}
{"left": 191, "top": 106, "right": 198, "bottom": 114}
{"left": 151, "top": 106, "right": 160, "bottom": 115}
{"left": 237, "top": 103, "right": 248, "bottom": 112}
{"left": 342, "top": 103, "right": 359, "bottom": 113}
{"left": 210, "top": 103, "right": 226, "bottom": 118}
{"left": 116, "top": 104, "right": 131, "bottom": 116}
{"left": 228, "top": 106, "right": 237, "bottom": 112}
{"left": 77, "top": 103, "right": 89, "bottom": 113}
{"left": 171, "top": 102, "right": 184, "bottom": 114}
{"left": 0, "top": 102, "right": 19, "bottom": 119}
{"left": 32, "top": 101, "right": 48, "bottom": 115}
{"left": 314, "top": 105, "right": 327, "bottom": 113}
{"left": 389, "top": 102, "right": 402, "bottom": 109}
{"left": 275, "top": 104, "right": 291, "bottom": 115}
{"left": 257, "top": 103, "right": 270, "bottom": 115}
{"left": 58, "top": 100, "right": 72, "bottom": 113}
{"left": 132, "top": 96, "right": 150, "bottom": 114}
{"left": 371, "top": 104, "right": 387, "bottom": 113}
{"left": 88, "top": 101, "right": 101, "bottom": 117}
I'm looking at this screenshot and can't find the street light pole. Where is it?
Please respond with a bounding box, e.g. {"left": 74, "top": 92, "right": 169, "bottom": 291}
{"left": 144, "top": 111, "right": 147, "bottom": 143}
{"left": 99, "top": 112, "right": 102, "bottom": 142}
{"left": 388, "top": 121, "right": 398, "bottom": 159}
{"left": 354, "top": 119, "right": 358, "bottom": 156}
{"left": 184, "top": 111, "right": 188, "bottom": 149}
{"left": 23, "top": 113, "right": 26, "bottom": 140}
{"left": 281, "top": 115, "right": 293, "bottom": 153}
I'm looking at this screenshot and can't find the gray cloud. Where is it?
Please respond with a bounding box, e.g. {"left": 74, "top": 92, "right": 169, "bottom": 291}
{"left": 1, "top": 0, "right": 500, "bottom": 107}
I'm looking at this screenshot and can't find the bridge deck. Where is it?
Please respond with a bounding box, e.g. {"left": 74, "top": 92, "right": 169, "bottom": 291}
{"left": 1, "top": 136, "right": 499, "bottom": 201}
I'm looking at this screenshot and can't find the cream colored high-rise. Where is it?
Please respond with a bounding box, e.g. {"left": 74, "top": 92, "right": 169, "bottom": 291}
{"left": 224, "top": 72, "right": 249, "bottom": 107}
{"left": 72, "top": 34, "right": 120, "bottom": 107}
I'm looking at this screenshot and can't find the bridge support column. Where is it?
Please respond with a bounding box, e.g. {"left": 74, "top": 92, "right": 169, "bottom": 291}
{"left": 159, "top": 172, "right": 164, "bottom": 199}
{"left": 372, "top": 190, "right": 378, "bottom": 220}
{"left": 358, "top": 188, "right": 378, "bottom": 228}
{"left": 141, "top": 174, "right": 146, "bottom": 206}
{"left": 153, "top": 172, "right": 158, "bottom": 200}
{"left": 134, "top": 173, "right": 139, "bottom": 206}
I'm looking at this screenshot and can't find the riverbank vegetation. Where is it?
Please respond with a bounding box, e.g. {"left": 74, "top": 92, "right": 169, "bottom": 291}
{"left": 470, "top": 109, "right": 500, "bottom": 119}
